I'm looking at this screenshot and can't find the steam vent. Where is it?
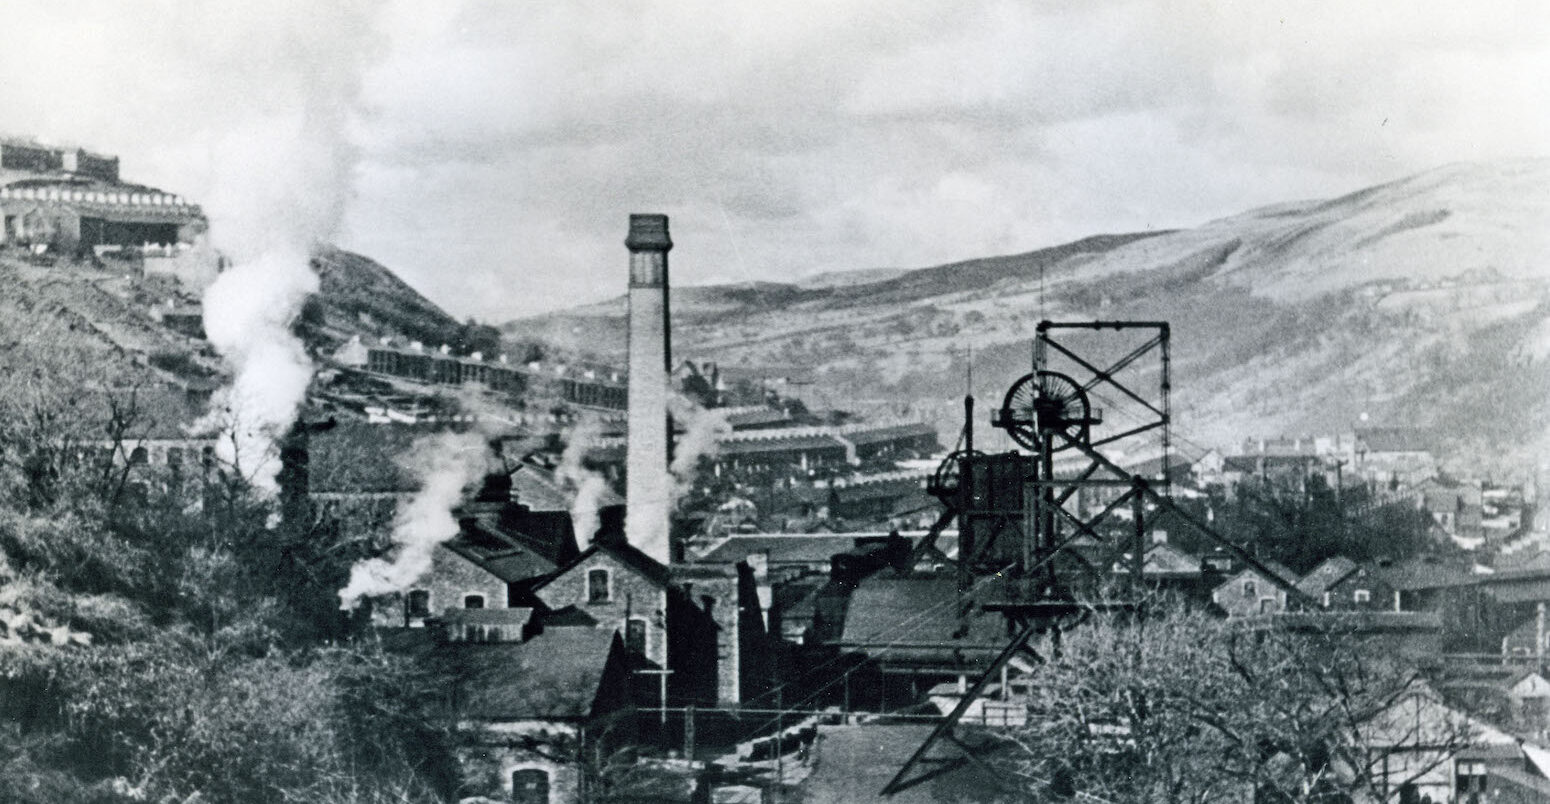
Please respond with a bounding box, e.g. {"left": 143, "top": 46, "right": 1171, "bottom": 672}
{"left": 625, "top": 213, "right": 672, "bottom": 564}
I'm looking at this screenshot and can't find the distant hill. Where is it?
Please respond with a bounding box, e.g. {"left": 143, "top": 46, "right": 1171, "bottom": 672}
{"left": 504, "top": 159, "right": 1550, "bottom": 460}
{"left": 307, "top": 247, "right": 462, "bottom": 351}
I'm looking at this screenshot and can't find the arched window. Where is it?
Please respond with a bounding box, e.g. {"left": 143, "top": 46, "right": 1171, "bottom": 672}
{"left": 511, "top": 768, "right": 550, "bottom": 804}
{"left": 129, "top": 446, "right": 148, "bottom": 465}
{"left": 587, "top": 569, "right": 611, "bottom": 603}
{"left": 406, "top": 590, "right": 431, "bottom": 618}
{"left": 463, "top": 594, "right": 485, "bottom": 609}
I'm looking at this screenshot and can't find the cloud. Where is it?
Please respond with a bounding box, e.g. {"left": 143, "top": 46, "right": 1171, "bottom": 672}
{"left": 3, "top": 0, "right": 1545, "bottom": 324}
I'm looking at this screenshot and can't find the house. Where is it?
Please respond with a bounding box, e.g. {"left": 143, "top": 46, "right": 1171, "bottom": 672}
{"left": 532, "top": 535, "right": 752, "bottom": 707}
{"left": 1296, "top": 556, "right": 1359, "bottom": 608}
{"left": 532, "top": 536, "right": 676, "bottom": 670}
{"left": 1355, "top": 681, "right": 1540, "bottom": 804}
{"left": 1323, "top": 561, "right": 1398, "bottom": 612}
{"left": 381, "top": 525, "right": 559, "bottom": 629}
{"left": 1354, "top": 426, "right": 1436, "bottom": 489}
{"left": 1212, "top": 560, "right": 1299, "bottom": 617}
{"left": 450, "top": 627, "right": 635, "bottom": 804}
{"left": 1420, "top": 478, "right": 1487, "bottom": 549}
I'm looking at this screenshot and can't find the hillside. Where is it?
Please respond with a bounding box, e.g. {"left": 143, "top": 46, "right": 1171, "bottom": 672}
{"left": 504, "top": 159, "right": 1550, "bottom": 458}
{"left": 0, "top": 245, "right": 463, "bottom": 407}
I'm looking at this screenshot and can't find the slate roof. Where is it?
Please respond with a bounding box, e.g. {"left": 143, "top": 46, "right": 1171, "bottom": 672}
{"left": 441, "top": 525, "right": 558, "bottom": 584}
{"left": 1296, "top": 556, "right": 1360, "bottom": 598}
{"left": 694, "top": 533, "right": 924, "bottom": 567}
{"left": 1379, "top": 556, "right": 1476, "bottom": 591}
{"left": 838, "top": 575, "right": 1009, "bottom": 666}
{"left": 535, "top": 538, "right": 675, "bottom": 592}
{"left": 451, "top": 628, "right": 619, "bottom": 720}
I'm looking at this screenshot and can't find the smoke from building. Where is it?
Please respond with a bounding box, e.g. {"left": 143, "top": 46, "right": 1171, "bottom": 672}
{"left": 668, "top": 390, "right": 728, "bottom": 506}
{"left": 556, "top": 415, "right": 609, "bottom": 544}
{"left": 338, "top": 430, "right": 492, "bottom": 608}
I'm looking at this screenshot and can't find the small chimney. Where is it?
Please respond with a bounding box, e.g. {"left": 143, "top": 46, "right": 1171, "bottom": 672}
{"left": 625, "top": 214, "right": 672, "bottom": 564}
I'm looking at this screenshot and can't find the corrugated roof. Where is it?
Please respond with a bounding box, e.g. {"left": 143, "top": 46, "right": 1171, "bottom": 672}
{"left": 451, "top": 628, "right": 618, "bottom": 720}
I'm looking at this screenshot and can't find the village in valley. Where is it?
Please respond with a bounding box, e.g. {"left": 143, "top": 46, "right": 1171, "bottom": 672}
{"left": 3, "top": 130, "right": 1550, "bottom": 803}
{"left": 3, "top": 4, "right": 1550, "bottom": 803}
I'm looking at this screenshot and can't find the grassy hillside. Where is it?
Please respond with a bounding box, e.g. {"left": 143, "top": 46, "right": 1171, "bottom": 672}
{"left": 503, "top": 159, "right": 1550, "bottom": 458}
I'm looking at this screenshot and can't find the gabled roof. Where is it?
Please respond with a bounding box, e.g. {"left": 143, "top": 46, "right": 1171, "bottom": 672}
{"left": 1142, "top": 542, "right": 1202, "bottom": 575}
{"left": 535, "top": 538, "right": 674, "bottom": 592}
{"left": 1295, "top": 556, "right": 1359, "bottom": 598}
{"left": 451, "top": 628, "right": 620, "bottom": 720}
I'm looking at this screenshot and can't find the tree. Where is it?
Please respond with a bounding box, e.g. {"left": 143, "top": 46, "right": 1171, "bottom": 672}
{"left": 1002, "top": 600, "right": 1473, "bottom": 803}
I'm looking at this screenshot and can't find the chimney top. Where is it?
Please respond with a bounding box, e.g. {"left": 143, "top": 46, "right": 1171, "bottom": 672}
{"left": 625, "top": 213, "right": 672, "bottom": 253}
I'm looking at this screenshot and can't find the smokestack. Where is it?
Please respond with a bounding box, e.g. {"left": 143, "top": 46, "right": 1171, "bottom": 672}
{"left": 625, "top": 214, "right": 672, "bottom": 564}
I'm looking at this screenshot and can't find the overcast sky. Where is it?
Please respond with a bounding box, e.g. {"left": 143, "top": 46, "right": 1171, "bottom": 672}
{"left": 3, "top": 1, "right": 1547, "bottom": 321}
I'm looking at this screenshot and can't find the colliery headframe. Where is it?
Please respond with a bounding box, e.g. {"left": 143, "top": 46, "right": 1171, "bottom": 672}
{"left": 884, "top": 318, "right": 1311, "bottom": 796}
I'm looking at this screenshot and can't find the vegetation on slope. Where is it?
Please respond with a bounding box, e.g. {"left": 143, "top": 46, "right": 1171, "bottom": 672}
{"left": 0, "top": 287, "right": 457, "bottom": 802}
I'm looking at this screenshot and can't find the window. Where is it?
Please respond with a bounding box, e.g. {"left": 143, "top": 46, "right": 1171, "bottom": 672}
{"left": 129, "top": 446, "right": 148, "bottom": 465}
{"left": 1258, "top": 597, "right": 1277, "bottom": 614}
{"left": 1456, "top": 760, "right": 1487, "bottom": 795}
{"left": 1321, "top": 592, "right": 1331, "bottom": 608}
{"left": 406, "top": 590, "right": 430, "bottom": 618}
{"left": 626, "top": 617, "right": 647, "bottom": 655}
{"left": 463, "top": 594, "right": 485, "bottom": 609}
{"left": 587, "top": 568, "right": 611, "bottom": 603}
{"left": 1242, "top": 580, "right": 1256, "bottom": 597}
{"left": 167, "top": 447, "right": 183, "bottom": 466}
{"left": 1353, "top": 589, "right": 1371, "bottom": 605}
{"left": 511, "top": 768, "right": 550, "bottom": 804}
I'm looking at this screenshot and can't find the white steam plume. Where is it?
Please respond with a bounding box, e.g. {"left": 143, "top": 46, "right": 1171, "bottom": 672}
{"left": 668, "top": 392, "right": 729, "bottom": 507}
{"left": 557, "top": 416, "right": 609, "bottom": 544}
{"left": 198, "top": 46, "right": 370, "bottom": 489}
{"left": 338, "top": 430, "right": 491, "bottom": 608}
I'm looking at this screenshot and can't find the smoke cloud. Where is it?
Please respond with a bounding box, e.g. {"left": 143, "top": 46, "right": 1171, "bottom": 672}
{"left": 556, "top": 416, "right": 609, "bottom": 544}
{"left": 193, "top": 9, "right": 378, "bottom": 489}
{"left": 338, "top": 430, "right": 491, "bottom": 608}
{"left": 668, "top": 392, "right": 729, "bottom": 507}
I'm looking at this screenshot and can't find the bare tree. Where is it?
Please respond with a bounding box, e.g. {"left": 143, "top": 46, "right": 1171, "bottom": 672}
{"left": 1001, "top": 601, "right": 1474, "bottom": 803}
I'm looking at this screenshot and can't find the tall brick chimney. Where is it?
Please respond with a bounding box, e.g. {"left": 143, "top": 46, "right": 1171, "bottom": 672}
{"left": 625, "top": 214, "right": 672, "bottom": 564}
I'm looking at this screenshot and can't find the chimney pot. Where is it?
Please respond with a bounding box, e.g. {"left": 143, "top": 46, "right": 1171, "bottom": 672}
{"left": 625, "top": 213, "right": 672, "bottom": 253}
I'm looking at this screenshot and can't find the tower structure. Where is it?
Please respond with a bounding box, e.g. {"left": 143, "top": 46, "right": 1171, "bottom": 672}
{"left": 625, "top": 214, "right": 673, "bottom": 564}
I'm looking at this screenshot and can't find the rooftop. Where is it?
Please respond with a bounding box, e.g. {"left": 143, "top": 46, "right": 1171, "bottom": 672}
{"left": 450, "top": 627, "right": 620, "bottom": 720}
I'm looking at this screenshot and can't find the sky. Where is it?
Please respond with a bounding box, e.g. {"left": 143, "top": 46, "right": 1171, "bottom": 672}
{"left": 2, "top": 1, "right": 1547, "bottom": 321}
